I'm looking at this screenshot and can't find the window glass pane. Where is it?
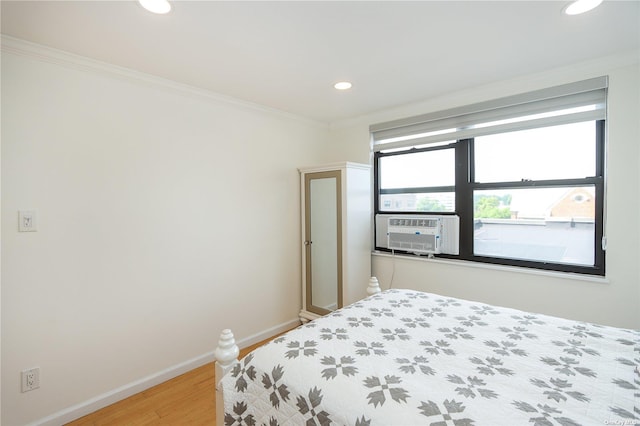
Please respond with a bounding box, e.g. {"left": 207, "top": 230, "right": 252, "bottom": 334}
{"left": 474, "top": 121, "right": 596, "bottom": 183}
{"left": 380, "top": 192, "right": 455, "bottom": 212}
{"left": 379, "top": 148, "right": 454, "bottom": 189}
{"left": 473, "top": 188, "right": 595, "bottom": 266}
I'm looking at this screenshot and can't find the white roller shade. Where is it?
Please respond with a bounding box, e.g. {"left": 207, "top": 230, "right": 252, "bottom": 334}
{"left": 371, "top": 76, "right": 608, "bottom": 152}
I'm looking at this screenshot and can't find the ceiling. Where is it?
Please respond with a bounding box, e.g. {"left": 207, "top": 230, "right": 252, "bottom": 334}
{"left": 2, "top": 1, "right": 639, "bottom": 123}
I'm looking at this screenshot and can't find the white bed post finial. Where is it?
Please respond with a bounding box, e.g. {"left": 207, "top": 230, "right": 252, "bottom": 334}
{"left": 214, "top": 329, "right": 239, "bottom": 386}
{"left": 215, "top": 329, "right": 239, "bottom": 426}
{"left": 367, "top": 276, "right": 382, "bottom": 295}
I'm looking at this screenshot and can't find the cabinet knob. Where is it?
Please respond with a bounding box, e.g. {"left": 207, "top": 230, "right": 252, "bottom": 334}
{"left": 304, "top": 241, "right": 313, "bottom": 246}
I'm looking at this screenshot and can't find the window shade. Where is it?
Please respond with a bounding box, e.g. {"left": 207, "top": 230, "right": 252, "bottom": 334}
{"left": 371, "top": 76, "right": 608, "bottom": 152}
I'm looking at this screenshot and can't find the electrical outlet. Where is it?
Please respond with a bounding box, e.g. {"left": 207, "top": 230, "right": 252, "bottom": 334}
{"left": 21, "top": 367, "right": 40, "bottom": 392}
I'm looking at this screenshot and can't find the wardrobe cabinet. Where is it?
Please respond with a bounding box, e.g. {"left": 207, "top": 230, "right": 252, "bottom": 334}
{"left": 299, "top": 162, "right": 371, "bottom": 322}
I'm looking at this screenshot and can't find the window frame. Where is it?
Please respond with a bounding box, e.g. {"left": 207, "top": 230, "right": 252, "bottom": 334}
{"left": 373, "top": 120, "right": 606, "bottom": 276}
{"left": 375, "top": 142, "right": 457, "bottom": 212}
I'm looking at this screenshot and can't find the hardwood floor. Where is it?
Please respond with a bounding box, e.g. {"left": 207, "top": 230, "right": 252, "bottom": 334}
{"left": 65, "top": 338, "right": 273, "bottom": 425}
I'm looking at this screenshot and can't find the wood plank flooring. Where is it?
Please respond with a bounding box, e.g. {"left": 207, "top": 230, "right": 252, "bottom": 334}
{"left": 65, "top": 337, "right": 274, "bottom": 425}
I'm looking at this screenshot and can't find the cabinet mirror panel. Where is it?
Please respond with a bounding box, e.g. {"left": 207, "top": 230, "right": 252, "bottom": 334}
{"left": 305, "top": 171, "right": 342, "bottom": 315}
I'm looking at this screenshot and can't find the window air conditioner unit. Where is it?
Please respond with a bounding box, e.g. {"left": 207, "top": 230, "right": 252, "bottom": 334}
{"left": 384, "top": 215, "right": 459, "bottom": 255}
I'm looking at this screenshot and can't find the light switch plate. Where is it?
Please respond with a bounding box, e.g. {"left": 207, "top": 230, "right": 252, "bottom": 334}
{"left": 18, "top": 210, "right": 37, "bottom": 232}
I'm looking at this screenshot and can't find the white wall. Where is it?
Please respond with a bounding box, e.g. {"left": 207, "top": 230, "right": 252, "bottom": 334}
{"left": 329, "top": 52, "right": 640, "bottom": 330}
{"left": 1, "top": 40, "right": 332, "bottom": 425}
{"left": 3, "top": 37, "right": 639, "bottom": 425}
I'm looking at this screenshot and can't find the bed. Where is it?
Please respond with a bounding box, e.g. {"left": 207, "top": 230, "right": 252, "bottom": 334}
{"left": 214, "top": 278, "right": 639, "bottom": 425}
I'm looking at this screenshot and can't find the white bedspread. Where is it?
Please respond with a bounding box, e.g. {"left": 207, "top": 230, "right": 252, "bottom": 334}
{"left": 221, "top": 289, "right": 639, "bottom": 425}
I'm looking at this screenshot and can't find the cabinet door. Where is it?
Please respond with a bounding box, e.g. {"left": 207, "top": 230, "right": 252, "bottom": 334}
{"left": 304, "top": 170, "right": 342, "bottom": 316}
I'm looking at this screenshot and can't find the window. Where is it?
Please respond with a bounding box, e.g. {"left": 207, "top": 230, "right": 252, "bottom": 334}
{"left": 372, "top": 77, "right": 607, "bottom": 276}
{"left": 378, "top": 143, "right": 456, "bottom": 213}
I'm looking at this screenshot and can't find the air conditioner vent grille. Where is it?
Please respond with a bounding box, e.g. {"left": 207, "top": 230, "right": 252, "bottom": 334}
{"left": 389, "top": 233, "right": 438, "bottom": 253}
{"left": 388, "top": 218, "right": 438, "bottom": 228}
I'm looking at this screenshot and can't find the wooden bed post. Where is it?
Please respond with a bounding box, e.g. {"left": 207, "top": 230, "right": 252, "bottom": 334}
{"left": 214, "top": 329, "right": 239, "bottom": 425}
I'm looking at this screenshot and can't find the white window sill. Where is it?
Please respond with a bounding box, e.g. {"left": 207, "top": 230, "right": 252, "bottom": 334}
{"left": 371, "top": 251, "right": 609, "bottom": 284}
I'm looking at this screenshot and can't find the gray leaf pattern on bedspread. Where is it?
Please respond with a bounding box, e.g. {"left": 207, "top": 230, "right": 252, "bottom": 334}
{"left": 222, "top": 289, "right": 639, "bottom": 425}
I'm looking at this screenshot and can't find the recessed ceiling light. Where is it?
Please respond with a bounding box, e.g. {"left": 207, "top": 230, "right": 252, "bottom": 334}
{"left": 564, "top": 0, "right": 603, "bottom": 15}
{"left": 139, "top": 0, "right": 171, "bottom": 14}
{"left": 334, "top": 81, "right": 353, "bottom": 90}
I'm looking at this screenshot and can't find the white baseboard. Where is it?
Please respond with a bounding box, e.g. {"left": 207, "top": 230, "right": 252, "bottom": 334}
{"left": 235, "top": 318, "right": 301, "bottom": 349}
{"left": 31, "top": 318, "right": 301, "bottom": 426}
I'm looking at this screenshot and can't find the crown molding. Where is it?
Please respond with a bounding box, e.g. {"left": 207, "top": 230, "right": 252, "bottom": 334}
{"left": 1, "top": 35, "right": 328, "bottom": 129}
